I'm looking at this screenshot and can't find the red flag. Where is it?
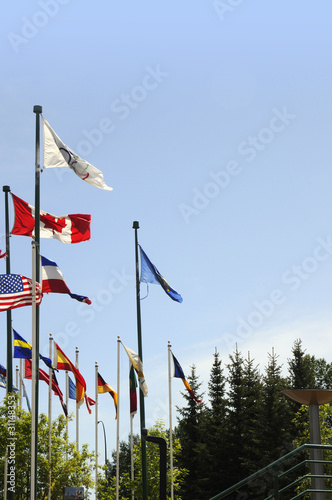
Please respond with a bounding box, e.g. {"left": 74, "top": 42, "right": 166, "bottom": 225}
{"left": 11, "top": 193, "right": 91, "bottom": 244}
{"left": 129, "top": 365, "right": 137, "bottom": 416}
{"left": 85, "top": 393, "right": 95, "bottom": 414}
{"left": 24, "top": 360, "right": 67, "bottom": 416}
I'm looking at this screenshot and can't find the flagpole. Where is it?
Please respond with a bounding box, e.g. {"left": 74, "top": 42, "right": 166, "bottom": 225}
{"left": 15, "top": 365, "right": 19, "bottom": 409}
{"left": 65, "top": 370, "right": 69, "bottom": 461}
{"left": 3, "top": 184, "right": 14, "bottom": 500}
{"left": 75, "top": 347, "right": 79, "bottom": 450}
{"left": 130, "top": 367, "right": 135, "bottom": 500}
{"left": 95, "top": 362, "right": 98, "bottom": 500}
{"left": 3, "top": 186, "right": 13, "bottom": 397}
{"left": 129, "top": 361, "right": 137, "bottom": 500}
{"left": 4, "top": 184, "right": 15, "bottom": 500}
{"left": 31, "top": 104, "right": 42, "bottom": 500}
{"left": 132, "top": 221, "right": 148, "bottom": 500}
{"left": 48, "top": 334, "right": 53, "bottom": 500}
{"left": 116, "top": 337, "right": 121, "bottom": 500}
{"left": 168, "top": 342, "right": 174, "bottom": 500}
{"left": 20, "top": 359, "right": 23, "bottom": 401}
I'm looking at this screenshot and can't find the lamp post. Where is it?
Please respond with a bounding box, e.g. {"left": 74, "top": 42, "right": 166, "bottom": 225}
{"left": 282, "top": 389, "right": 332, "bottom": 500}
{"left": 98, "top": 421, "right": 108, "bottom": 480}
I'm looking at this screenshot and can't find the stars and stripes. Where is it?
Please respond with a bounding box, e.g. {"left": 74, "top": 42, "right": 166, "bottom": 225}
{"left": 0, "top": 274, "right": 42, "bottom": 312}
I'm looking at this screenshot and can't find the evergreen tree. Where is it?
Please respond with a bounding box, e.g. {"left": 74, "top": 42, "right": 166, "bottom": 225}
{"left": 261, "top": 348, "right": 293, "bottom": 464}
{"left": 288, "top": 339, "right": 316, "bottom": 389}
{"left": 176, "top": 365, "right": 206, "bottom": 500}
{"left": 241, "top": 352, "right": 264, "bottom": 476}
{"left": 204, "top": 349, "right": 227, "bottom": 499}
{"left": 224, "top": 346, "right": 246, "bottom": 487}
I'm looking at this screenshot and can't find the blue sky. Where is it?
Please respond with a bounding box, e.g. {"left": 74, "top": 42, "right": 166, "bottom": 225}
{"left": 1, "top": 0, "right": 332, "bottom": 491}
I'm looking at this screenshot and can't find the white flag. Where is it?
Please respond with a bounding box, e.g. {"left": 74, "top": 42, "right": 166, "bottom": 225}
{"left": 42, "top": 117, "right": 112, "bottom": 191}
{"left": 122, "top": 344, "right": 148, "bottom": 397}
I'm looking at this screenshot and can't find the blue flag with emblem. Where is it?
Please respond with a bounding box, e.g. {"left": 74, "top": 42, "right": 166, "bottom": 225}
{"left": 139, "top": 245, "right": 183, "bottom": 303}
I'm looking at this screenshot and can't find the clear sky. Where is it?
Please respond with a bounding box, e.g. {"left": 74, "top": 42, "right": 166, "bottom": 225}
{"left": 1, "top": 0, "right": 332, "bottom": 493}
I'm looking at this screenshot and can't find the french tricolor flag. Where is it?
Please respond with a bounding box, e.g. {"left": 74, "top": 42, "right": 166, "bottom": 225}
{"left": 41, "top": 256, "right": 91, "bottom": 304}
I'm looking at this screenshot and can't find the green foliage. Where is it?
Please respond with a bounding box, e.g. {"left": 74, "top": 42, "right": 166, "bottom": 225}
{"left": 97, "top": 420, "right": 187, "bottom": 500}
{"left": 0, "top": 394, "right": 95, "bottom": 499}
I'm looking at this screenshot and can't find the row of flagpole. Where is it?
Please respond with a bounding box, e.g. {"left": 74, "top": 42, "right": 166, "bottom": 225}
{"left": 3, "top": 323, "right": 201, "bottom": 500}
{"left": 1, "top": 105, "right": 195, "bottom": 500}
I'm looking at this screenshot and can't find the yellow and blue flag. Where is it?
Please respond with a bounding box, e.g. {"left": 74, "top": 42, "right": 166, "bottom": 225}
{"left": 13, "top": 329, "right": 53, "bottom": 370}
{"left": 139, "top": 245, "right": 183, "bottom": 303}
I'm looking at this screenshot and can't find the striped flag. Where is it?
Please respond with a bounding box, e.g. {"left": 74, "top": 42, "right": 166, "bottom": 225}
{"left": 13, "top": 329, "right": 53, "bottom": 369}
{"left": 98, "top": 372, "right": 117, "bottom": 417}
{"left": 53, "top": 343, "right": 86, "bottom": 407}
{"left": 41, "top": 256, "right": 91, "bottom": 304}
{"left": 0, "top": 274, "right": 42, "bottom": 312}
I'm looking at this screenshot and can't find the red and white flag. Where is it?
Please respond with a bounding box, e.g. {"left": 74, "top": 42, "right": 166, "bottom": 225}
{"left": 41, "top": 255, "right": 91, "bottom": 304}
{"left": 0, "top": 274, "right": 42, "bottom": 312}
{"left": 11, "top": 193, "right": 91, "bottom": 244}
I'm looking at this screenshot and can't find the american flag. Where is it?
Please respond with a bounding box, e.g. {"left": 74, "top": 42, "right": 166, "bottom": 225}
{"left": 0, "top": 274, "right": 42, "bottom": 312}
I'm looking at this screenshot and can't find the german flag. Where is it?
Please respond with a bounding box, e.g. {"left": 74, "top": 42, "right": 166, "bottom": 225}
{"left": 98, "top": 372, "right": 117, "bottom": 417}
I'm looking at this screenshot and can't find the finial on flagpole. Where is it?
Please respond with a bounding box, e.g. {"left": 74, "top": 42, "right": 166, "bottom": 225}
{"left": 33, "top": 105, "right": 42, "bottom": 114}
{"left": 2, "top": 185, "right": 10, "bottom": 193}
{"left": 133, "top": 221, "right": 139, "bottom": 229}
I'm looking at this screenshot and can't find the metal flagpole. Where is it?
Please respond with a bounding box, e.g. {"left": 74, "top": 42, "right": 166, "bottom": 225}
{"left": 168, "top": 342, "right": 174, "bottom": 500}
{"left": 20, "top": 359, "right": 23, "bottom": 401}
{"left": 15, "top": 365, "right": 19, "bottom": 409}
{"left": 48, "top": 334, "right": 53, "bottom": 500}
{"left": 132, "top": 221, "right": 148, "bottom": 500}
{"left": 3, "top": 185, "right": 14, "bottom": 500}
{"left": 116, "top": 337, "right": 121, "bottom": 500}
{"left": 31, "top": 104, "right": 42, "bottom": 500}
{"left": 3, "top": 186, "right": 13, "bottom": 397}
{"left": 75, "top": 347, "right": 79, "bottom": 450}
{"left": 65, "top": 371, "right": 69, "bottom": 461}
{"left": 130, "top": 363, "right": 135, "bottom": 500}
{"left": 95, "top": 362, "right": 99, "bottom": 499}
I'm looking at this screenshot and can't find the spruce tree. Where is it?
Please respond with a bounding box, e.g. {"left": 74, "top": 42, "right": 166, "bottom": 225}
{"left": 176, "top": 365, "right": 206, "bottom": 500}
{"left": 241, "top": 352, "right": 264, "bottom": 476}
{"left": 205, "top": 349, "right": 227, "bottom": 499}
{"left": 288, "top": 339, "right": 316, "bottom": 389}
{"left": 224, "top": 346, "right": 246, "bottom": 487}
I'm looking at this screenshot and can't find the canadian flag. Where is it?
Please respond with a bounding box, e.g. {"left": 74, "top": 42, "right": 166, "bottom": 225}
{"left": 11, "top": 193, "right": 90, "bottom": 244}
